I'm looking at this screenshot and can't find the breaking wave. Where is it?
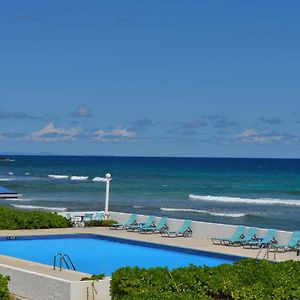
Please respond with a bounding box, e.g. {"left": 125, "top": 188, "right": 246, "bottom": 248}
{"left": 189, "top": 194, "right": 300, "bottom": 207}
{"left": 2, "top": 198, "right": 30, "bottom": 202}
{"left": 48, "top": 174, "right": 89, "bottom": 181}
{"left": 11, "top": 204, "right": 67, "bottom": 211}
{"left": 160, "top": 207, "right": 246, "bottom": 218}
{"left": 0, "top": 178, "right": 14, "bottom": 181}
{"left": 48, "top": 174, "right": 69, "bottom": 179}
{"left": 70, "top": 176, "right": 88, "bottom": 181}
{"left": 92, "top": 177, "right": 106, "bottom": 182}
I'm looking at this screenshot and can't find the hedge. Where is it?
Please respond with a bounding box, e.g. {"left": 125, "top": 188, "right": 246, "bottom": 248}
{"left": 0, "top": 274, "right": 11, "bottom": 299}
{"left": 111, "top": 259, "right": 300, "bottom": 300}
{"left": 84, "top": 219, "right": 118, "bottom": 227}
{"left": 0, "top": 207, "right": 71, "bottom": 229}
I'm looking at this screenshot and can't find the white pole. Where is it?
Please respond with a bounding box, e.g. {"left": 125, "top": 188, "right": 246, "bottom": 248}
{"left": 104, "top": 173, "right": 111, "bottom": 220}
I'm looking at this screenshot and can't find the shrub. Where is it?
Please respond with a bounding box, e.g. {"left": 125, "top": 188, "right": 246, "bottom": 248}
{"left": 111, "top": 259, "right": 300, "bottom": 300}
{"left": 0, "top": 207, "right": 71, "bottom": 230}
{"left": 81, "top": 274, "right": 105, "bottom": 281}
{"left": 0, "top": 274, "right": 11, "bottom": 300}
{"left": 84, "top": 219, "right": 118, "bottom": 227}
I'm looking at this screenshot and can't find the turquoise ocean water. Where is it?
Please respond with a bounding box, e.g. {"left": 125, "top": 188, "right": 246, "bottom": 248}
{"left": 1, "top": 155, "right": 300, "bottom": 231}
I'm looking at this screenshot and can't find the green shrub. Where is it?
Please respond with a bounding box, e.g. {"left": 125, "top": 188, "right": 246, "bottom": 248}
{"left": 0, "top": 274, "right": 11, "bottom": 300}
{"left": 0, "top": 207, "right": 71, "bottom": 230}
{"left": 81, "top": 274, "right": 105, "bottom": 281}
{"left": 111, "top": 259, "right": 300, "bottom": 300}
{"left": 84, "top": 219, "right": 118, "bottom": 227}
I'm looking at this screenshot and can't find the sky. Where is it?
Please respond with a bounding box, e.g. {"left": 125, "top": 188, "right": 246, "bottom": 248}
{"left": 1, "top": 1, "right": 300, "bottom": 158}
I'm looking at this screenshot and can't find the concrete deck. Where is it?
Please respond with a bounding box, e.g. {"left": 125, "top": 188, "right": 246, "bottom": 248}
{"left": 0, "top": 254, "right": 89, "bottom": 281}
{"left": 0, "top": 226, "right": 298, "bottom": 280}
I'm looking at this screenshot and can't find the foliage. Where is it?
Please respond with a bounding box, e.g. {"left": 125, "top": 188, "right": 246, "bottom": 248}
{"left": 81, "top": 274, "right": 105, "bottom": 281}
{"left": 111, "top": 259, "right": 300, "bottom": 300}
{"left": 0, "top": 207, "right": 71, "bottom": 230}
{"left": 0, "top": 274, "right": 11, "bottom": 300}
{"left": 84, "top": 219, "right": 118, "bottom": 227}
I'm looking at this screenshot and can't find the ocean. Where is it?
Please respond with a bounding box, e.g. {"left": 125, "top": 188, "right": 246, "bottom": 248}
{"left": 0, "top": 155, "right": 300, "bottom": 231}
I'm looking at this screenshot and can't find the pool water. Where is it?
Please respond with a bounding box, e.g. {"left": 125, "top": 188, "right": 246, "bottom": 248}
{"left": 0, "top": 235, "right": 236, "bottom": 275}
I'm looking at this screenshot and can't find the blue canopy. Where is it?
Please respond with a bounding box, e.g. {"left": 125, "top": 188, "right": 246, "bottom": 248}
{"left": 0, "top": 186, "right": 17, "bottom": 195}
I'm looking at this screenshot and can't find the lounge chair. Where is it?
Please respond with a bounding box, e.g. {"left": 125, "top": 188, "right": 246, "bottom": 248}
{"left": 127, "top": 215, "right": 156, "bottom": 232}
{"left": 269, "top": 231, "right": 300, "bottom": 252}
{"left": 139, "top": 216, "right": 168, "bottom": 234}
{"left": 94, "top": 212, "right": 104, "bottom": 221}
{"left": 109, "top": 213, "right": 138, "bottom": 230}
{"left": 211, "top": 226, "right": 245, "bottom": 245}
{"left": 65, "top": 212, "right": 73, "bottom": 221}
{"left": 224, "top": 227, "right": 258, "bottom": 246}
{"left": 83, "top": 213, "right": 94, "bottom": 222}
{"left": 161, "top": 219, "right": 192, "bottom": 238}
{"left": 243, "top": 228, "right": 277, "bottom": 248}
{"left": 65, "top": 213, "right": 77, "bottom": 226}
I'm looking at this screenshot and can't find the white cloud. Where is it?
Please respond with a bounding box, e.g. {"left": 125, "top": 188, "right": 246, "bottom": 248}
{"left": 93, "top": 127, "right": 135, "bottom": 142}
{"left": 236, "top": 128, "right": 258, "bottom": 139}
{"left": 235, "top": 128, "right": 284, "bottom": 144}
{"left": 25, "top": 123, "right": 82, "bottom": 142}
{"left": 71, "top": 105, "right": 92, "bottom": 118}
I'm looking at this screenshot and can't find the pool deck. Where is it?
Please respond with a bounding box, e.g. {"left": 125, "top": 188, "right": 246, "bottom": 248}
{"left": 0, "top": 226, "right": 298, "bottom": 281}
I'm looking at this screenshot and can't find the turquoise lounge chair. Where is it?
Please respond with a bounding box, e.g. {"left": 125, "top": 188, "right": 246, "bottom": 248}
{"left": 94, "top": 212, "right": 104, "bottom": 221}
{"left": 127, "top": 215, "right": 156, "bottom": 232}
{"left": 65, "top": 213, "right": 77, "bottom": 226}
{"left": 161, "top": 220, "right": 192, "bottom": 238}
{"left": 212, "top": 226, "right": 245, "bottom": 245}
{"left": 65, "top": 212, "right": 73, "bottom": 221}
{"left": 139, "top": 216, "right": 168, "bottom": 234}
{"left": 83, "top": 213, "right": 93, "bottom": 222}
{"left": 109, "top": 213, "right": 137, "bottom": 230}
{"left": 243, "top": 228, "right": 277, "bottom": 248}
{"left": 270, "top": 231, "right": 300, "bottom": 252}
{"left": 223, "top": 227, "right": 258, "bottom": 246}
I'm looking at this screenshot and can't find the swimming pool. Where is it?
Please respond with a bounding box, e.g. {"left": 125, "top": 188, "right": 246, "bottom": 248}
{"left": 0, "top": 234, "right": 240, "bottom": 275}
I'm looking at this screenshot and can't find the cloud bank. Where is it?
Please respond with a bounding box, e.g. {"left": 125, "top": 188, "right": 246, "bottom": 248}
{"left": 25, "top": 123, "right": 82, "bottom": 142}
{"left": 93, "top": 127, "right": 135, "bottom": 142}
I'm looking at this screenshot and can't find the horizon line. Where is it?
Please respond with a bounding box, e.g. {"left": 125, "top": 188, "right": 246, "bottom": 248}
{"left": 1, "top": 153, "right": 300, "bottom": 160}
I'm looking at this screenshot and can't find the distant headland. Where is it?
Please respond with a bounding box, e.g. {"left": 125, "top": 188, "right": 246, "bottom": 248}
{"left": 0, "top": 157, "right": 13, "bottom": 162}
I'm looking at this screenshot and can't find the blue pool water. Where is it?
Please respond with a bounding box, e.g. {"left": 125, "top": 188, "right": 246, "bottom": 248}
{"left": 0, "top": 235, "right": 237, "bottom": 275}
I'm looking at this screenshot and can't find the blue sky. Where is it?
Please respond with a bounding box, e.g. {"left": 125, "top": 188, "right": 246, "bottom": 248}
{"left": 1, "top": 1, "right": 300, "bottom": 157}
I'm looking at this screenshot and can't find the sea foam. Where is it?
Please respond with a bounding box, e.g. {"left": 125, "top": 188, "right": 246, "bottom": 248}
{"left": 48, "top": 174, "right": 69, "bottom": 179}
{"left": 70, "top": 176, "right": 88, "bottom": 181}
{"left": 2, "top": 198, "right": 31, "bottom": 202}
{"left": 160, "top": 207, "right": 246, "bottom": 218}
{"left": 189, "top": 194, "right": 300, "bottom": 206}
{"left": 0, "top": 178, "right": 14, "bottom": 181}
{"left": 11, "top": 204, "right": 67, "bottom": 211}
{"left": 92, "top": 177, "right": 106, "bottom": 182}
